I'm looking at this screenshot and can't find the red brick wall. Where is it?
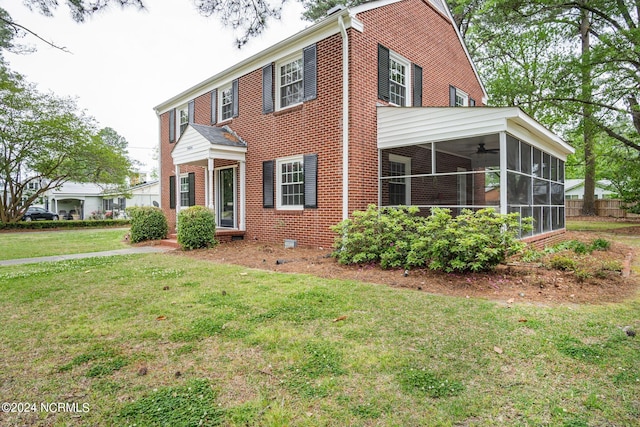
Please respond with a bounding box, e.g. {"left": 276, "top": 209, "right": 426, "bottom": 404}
{"left": 347, "top": 0, "right": 484, "bottom": 215}
{"left": 159, "top": 0, "right": 484, "bottom": 248}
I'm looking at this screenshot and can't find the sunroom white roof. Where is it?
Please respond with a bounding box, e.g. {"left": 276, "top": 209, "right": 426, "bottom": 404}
{"left": 377, "top": 107, "right": 574, "bottom": 160}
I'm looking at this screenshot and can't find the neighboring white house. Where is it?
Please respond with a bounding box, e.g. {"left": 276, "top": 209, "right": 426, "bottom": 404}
{"left": 128, "top": 180, "right": 160, "bottom": 208}
{"left": 42, "top": 180, "right": 160, "bottom": 219}
{"left": 565, "top": 179, "right": 616, "bottom": 200}
{"left": 46, "top": 182, "right": 104, "bottom": 219}
{"left": 102, "top": 180, "right": 160, "bottom": 217}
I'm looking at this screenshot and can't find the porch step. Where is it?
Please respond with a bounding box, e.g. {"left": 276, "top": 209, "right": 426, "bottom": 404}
{"left": 157, "top": 234, "right": 180, "bottom": 249}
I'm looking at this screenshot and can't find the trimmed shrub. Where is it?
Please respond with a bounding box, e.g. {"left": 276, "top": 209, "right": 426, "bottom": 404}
{"left": 332, "top": 206, "right": 530, "bottom": 272}
{"left": 127, "top": 207, "right": 168, "bottom": 243}
{"left": 177, "top": 206, "right": 216, "bottom": 250}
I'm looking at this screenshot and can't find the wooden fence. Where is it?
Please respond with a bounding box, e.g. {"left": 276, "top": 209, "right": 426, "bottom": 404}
{"left": 566, "top": 199, "right": 640, "bottom": 218}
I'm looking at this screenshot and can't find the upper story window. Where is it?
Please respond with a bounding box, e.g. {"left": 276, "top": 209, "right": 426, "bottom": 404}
{"left": 449, "top": 85, "right": 475, "bottom": 107}
{"left": 263, "top": 44, "right": 316, "bottom": 114}
{"left": 378, "top": 44, "right": 420, "bottom": 107}
{"left": 454, "top": 88, "right": 468, "bottom": 106}
{"left": 389, "top": 54, "right": 410, "bottom": 106}
{"left": 178, "top": 106, "right": 189, "bottom": 136}
{"left": 278, "top": 55, "right": 304, "bottom": 109}
{"left": 219, "top": 85, "right": 233, "bottom": 121}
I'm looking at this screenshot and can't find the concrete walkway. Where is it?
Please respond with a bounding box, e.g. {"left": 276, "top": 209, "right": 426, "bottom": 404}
{"left": 0, "top": 246, "right": 171, "bottom": 267}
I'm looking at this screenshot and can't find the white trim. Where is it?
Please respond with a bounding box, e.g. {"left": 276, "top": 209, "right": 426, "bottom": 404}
{"left": 339, "top": 15, "right": 350, "bottom": 220}
{"left": 177, "top": 104, "right": 188, "bottom": 139}
{"left": 388, "top": 154, "right": 411, "bottom": 205}
{"left": 454, "top": 87, "right": 469, "bottom": 107}
{"left": 499, "top": 132, "right": 507, "bottom": 214}
{"left": 275, "top": 52, "right": 304, "bottom": 111}
{"left": 377, "top": 107, "right": 574, "bottom": 158}
{"left": 275, "top": 155, "right": 305, "bottom": 210}
{"left": 215, "top": 166, "right": 237, "bottom": 229}
{"left": 239, "top": 161, "right": 246, "bottom": 231}
{"left": 218, "top": 84, "right": 233, "bottom": 122}
{"left": 389, "top": 51, "right": 412, "bottom": 107}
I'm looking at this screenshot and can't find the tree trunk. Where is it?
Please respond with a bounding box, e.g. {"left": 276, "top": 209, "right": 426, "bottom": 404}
{"left": 580, "top": 5, "right": 597, "bottom": 216}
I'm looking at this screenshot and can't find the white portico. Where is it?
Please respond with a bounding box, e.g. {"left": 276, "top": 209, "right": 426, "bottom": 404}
{"left": 171, "top": 124, "right": 247, "bottom": 231}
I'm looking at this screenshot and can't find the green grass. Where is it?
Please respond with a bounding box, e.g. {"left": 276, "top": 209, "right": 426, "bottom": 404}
{"left": 0, "top": 228, "right": 129, "bottom": 260}
{"left": 0, "top": 252, "right": 638, "bottom": 426}
{"left": 566, "top": 219, "right": 640, "bottom": 231}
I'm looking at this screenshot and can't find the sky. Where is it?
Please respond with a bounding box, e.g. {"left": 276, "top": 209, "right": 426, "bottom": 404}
{"left": 2, "top": 0, "right": 309, "bottom": 175}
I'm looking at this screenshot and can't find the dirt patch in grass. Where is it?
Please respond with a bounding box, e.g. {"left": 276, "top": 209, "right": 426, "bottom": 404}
{"left": 174, "top": 229, "right": 640, "bottom": 306}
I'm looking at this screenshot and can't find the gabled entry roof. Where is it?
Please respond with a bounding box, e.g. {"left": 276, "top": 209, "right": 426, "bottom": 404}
{"left": 189, "top": 124, "right": 247, "bottom": 147}
{"left": 172, "top": 125, "right": 247, "bottom": 166}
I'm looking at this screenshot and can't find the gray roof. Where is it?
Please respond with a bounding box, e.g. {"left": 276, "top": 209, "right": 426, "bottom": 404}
{"left": 189, "top": 124, "right": 247, "bottom": 148}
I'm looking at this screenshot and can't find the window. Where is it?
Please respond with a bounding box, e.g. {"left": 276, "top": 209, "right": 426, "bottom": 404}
{"left": 454, "top": 88, "right": 468, "bottom": 106}
{"left": 378, "top": 45, "right": 418, "bottom": 106}
{"left": 277, "top": 55, "right": 304, "bottom": 109}
{"left": 103, "top": 199, "right": 113, "bottom": 211}
{"left": 178, "top": 106, "right": 188, "bottom": 136}
{"left": 219, "top": 85, "right": 233, "bottom": 121}
{"left": 27, "top": 181, "right": 39, "bottom": 191}
{"left": 389, "top": 54, "right": 409, "bottom": 106}
{"left": 449, "top": 85, "right": 473, "bottom": 107}
{"left": 277, "top": 157, "right": 304, "bottom": 209}
{"left": 388, "top": 154, "right": 411, "bottom": 205}
{"left": 180, "top": 175, "right": 190, "bottom": 207}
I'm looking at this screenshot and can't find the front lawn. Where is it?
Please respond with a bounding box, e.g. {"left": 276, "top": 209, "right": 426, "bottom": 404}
{"left": 0, "top": 252, "right": 638, "bottom": 426}
{"left": 0, "top": 228, "right": 129, "bottom": 261}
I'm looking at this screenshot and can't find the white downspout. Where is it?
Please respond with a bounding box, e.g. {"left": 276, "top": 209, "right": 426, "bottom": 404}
{"left": 339, "top": 15, "right": 349, "bottom": 220}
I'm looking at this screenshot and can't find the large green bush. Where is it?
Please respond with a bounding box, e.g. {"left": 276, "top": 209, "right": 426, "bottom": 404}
{"left": 332, "top": 206, "right": 530, "bottom": 272}
{"left": 127, "top": 207, "right": 168, "bottom": 243}
{"left": 331, "top": 205, "right": 423, "bottom": 269}
{"left": 177, "top": 206, "right": 216, "bottom": 250}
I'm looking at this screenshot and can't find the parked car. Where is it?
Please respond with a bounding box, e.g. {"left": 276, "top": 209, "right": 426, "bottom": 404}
{"left": 22, "top": 206, "right": 59, "bottom": 221}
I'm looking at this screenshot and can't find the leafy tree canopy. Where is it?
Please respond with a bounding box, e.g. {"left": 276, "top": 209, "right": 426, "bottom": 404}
{"left": 0, "top": 66, "right": 132, "bottom": 222}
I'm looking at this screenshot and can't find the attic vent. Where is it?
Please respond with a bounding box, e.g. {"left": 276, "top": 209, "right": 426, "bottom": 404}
{"left": 327, "top": 5, "right": 345, "bottom": 15}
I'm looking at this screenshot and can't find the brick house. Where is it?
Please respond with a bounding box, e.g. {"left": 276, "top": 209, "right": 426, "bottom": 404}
{"left": 155, "top": 0, "right": 574, "bottom": 248}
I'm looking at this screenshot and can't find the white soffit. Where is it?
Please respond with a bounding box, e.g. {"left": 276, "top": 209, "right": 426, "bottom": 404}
{"left": 377, "top": 107, "right": 575, "bottom": 157}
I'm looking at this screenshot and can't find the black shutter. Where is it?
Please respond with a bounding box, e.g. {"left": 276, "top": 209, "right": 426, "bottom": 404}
{"left": 169, "top": 108, "right": 176, "bottom": 143}
{"left": 303, "top": 44, "right": 317, "bottom": 101}
{"left": 188, "top": 100, "right": 195, "bottom": 123}
{"left": 449, "top": 85, "right": 457, "bottom": 106}
{"left": 211, "top": 89, "right": 217, "bottom": 124}
{"left": 187, "top": 172, "right": 195, "bottom": 206}
{"left": 169, "top": 175, "right": 176, "bottom": 209}
{"left": 232, "top": 79, "right": 239, "bottom": 118}
{"left": 469, "top": 97, "right": 476, "bottom": 106}
{"left": 412, "top": 64, "right": 423, "bottom": 107}
{"left": 262, "top": 64, "right": 274, "bottom": 114}
{"left": 303, "top": 154, "right": 318, "bottom": 209}
{"left": 378, "top": 44, "right": 390, "bottom": 102}
{"left": 263, "top": 160, "right": 274, "bottom": 208}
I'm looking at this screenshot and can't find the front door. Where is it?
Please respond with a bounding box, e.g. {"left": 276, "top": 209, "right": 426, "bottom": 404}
{"left": 217, "top": 168, "right": 235, "bottom": 228}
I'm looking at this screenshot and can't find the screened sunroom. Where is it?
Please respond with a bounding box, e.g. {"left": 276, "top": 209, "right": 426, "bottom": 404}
{"left": 377, "top": 107, "right": 575, "bottom": 239}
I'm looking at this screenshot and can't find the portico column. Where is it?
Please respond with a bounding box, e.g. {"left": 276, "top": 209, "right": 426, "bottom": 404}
{"left": 208, "top": 157, "right": 215, "bottom": 210}
{"left": 174, "top": 164, "right": 181, "bottom": 217}
{"left": 239, "top": 160, "right": 246, "bottom": 231}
